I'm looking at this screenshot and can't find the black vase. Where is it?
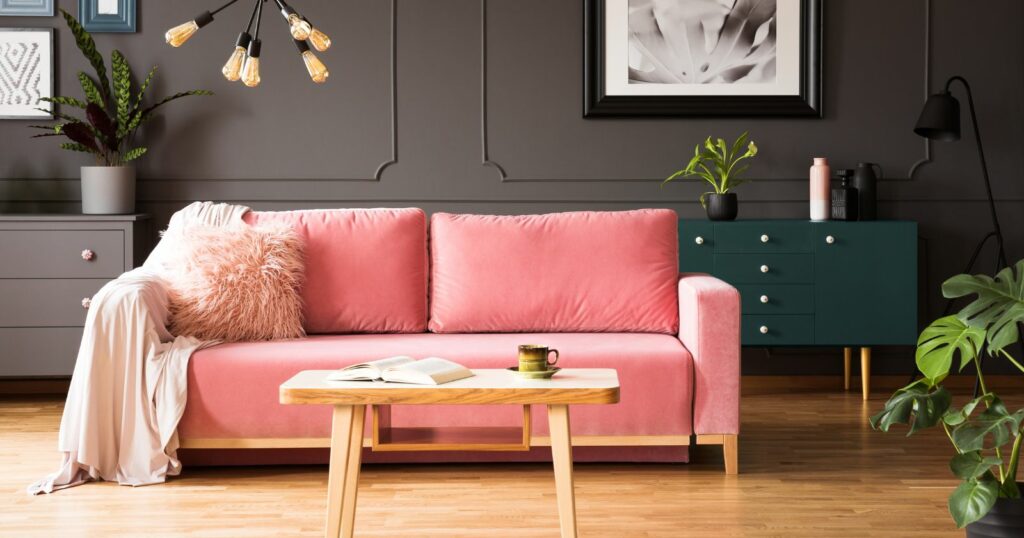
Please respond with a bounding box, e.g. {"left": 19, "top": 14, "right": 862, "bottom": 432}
{"left": 705, "top": 193, "right": 738, "bottom": 221}
{"left": 851, "top": 162, "right": 881, "bottom": 221}
{"left": 967, "top": 487, "right": 1024, "bottom": 538}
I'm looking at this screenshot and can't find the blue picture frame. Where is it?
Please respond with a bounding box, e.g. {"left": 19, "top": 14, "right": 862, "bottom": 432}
{"left": 80, "top": 0, "right": 136, "bottom": 33}
{"left": 0, "top": 0, "right": 55, "bottom": 16}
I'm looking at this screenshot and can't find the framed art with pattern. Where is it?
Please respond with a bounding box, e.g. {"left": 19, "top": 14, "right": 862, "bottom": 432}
{"left": 585, "top": 0, "right": 822, "bottom": 117}
{"left": 0, "top": 28, "right": 53, "bottom": 120}
{"left": 80, "top": 0, "right": 136, "bottom": 33}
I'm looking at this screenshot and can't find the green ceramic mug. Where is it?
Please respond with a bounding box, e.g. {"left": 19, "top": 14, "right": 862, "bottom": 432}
{"left": 518, "top": 344, "right": 559, "bottom": 372}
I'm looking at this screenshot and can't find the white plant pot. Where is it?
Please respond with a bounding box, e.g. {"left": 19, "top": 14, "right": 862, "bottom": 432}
{"left": 81, "top": 166, "right": 136, "bottom": 215}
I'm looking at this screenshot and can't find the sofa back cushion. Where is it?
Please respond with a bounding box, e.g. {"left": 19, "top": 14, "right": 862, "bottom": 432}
{"left": 428, "top": 209, "right": 679, "bottom": 333}
{"left": 244, "top": 208, "right": 427, "bottom": 333}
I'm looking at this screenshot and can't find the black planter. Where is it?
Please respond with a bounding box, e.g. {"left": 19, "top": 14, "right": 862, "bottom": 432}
{"left": 967, "top": 488, "right": 1024, "bottom": 538}
{"left": 705, "top": 193, "right": 738, "bottom": 221}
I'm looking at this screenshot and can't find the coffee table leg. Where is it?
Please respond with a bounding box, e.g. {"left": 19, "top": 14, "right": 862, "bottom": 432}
{"left": 548, "top": 404, "right": 578, "bottom": 538}
{"left": 326, "top": 404, "right": 366, "bottom": 538}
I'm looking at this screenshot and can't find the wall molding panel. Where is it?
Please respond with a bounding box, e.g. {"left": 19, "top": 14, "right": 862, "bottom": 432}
{"left": 479, "top": 0, "right": 934, "bottom": 184}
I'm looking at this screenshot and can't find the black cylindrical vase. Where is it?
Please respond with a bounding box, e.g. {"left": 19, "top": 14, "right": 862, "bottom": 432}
{"left": 967, "top": 487, "right": 1024, "bottom": 538}
{"left": 852, "top": 162, "right": 881, "bottom": 221}
{"left": 705, "top": 193, "right": 738, "bottom": 221}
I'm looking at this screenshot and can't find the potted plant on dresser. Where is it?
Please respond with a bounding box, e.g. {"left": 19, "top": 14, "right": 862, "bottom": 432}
{"left": 663, "top": 132, "right": 758, "bottom": 221}
{"left": 30, "top": 10, "right": 210, "bottom": 214}
{"left": 871, "top": 260, "right": 1024, "bottom": 537}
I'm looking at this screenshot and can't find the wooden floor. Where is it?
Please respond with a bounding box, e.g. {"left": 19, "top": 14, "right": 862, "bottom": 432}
{"left": 3, "top": 385, "right": 1017, "bottom": 537}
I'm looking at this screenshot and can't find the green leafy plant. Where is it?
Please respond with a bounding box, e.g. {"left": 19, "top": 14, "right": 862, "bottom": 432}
{"left": 29, "top": 9, "right": 212, "bottom": 166}
{"left": 662, "top": 132, "right": 758, "bottom": 207}
{"left": 871, "top": 260, "right": 1024, "bottom": 528}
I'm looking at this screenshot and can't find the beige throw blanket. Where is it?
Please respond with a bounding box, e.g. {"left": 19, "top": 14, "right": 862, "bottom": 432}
{"left": 29, "top": 202, "right": 251, "bottom": 494}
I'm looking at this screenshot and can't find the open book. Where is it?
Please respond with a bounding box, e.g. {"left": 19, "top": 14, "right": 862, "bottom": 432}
{"left": 326, "top": 356, "right": 474, "bottom": 385}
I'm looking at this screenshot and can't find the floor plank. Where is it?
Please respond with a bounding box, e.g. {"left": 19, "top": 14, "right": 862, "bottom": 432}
{"left": 3, "top": 388, "right": 1015, "bottom": 537}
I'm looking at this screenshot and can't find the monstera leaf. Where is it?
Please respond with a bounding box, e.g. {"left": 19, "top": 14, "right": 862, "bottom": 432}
{"left": 943, "top": 260, "right": 1024, "bottom": 353}
{"left": 915, "top": 315, "right": 986, "bottom": 385}
{"left": 628, "top": 0, "right": 777, "bottom": 84}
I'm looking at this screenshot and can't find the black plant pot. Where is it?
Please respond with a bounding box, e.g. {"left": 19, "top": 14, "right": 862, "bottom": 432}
{"left": 967, "top": 487, "right": 1024, "bottom": 538}
{"left": 705, "top": 193, "right": 738, "bottom": 221}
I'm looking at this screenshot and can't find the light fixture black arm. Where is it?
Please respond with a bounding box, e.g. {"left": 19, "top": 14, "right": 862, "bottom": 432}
{"left": 944, "top": 75, "right": 1009, "bottom": 268}
{"left": 211, "top": 0, "right": 245, "bottom": 16}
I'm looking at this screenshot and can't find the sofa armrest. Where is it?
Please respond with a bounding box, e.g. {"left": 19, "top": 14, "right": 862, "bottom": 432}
{"left": 678, "top": 273, "right": 741, "bottom": 435}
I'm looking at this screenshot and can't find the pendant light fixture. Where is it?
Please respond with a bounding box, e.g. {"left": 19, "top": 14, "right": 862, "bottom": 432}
{"left": 165, "top": 0, "right": 332, "bottom": 87}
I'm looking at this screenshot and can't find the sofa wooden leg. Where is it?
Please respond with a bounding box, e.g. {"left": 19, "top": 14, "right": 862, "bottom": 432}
{"left": 723, "top": 434, "right": 738, "bottom": 475}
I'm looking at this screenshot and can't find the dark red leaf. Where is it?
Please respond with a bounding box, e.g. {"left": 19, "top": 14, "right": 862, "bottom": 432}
{"left": 62, "top": 122, "right": 100, "bottom": 153}
{"left": 86, "top": 103, "right": 118, "bottom": 151}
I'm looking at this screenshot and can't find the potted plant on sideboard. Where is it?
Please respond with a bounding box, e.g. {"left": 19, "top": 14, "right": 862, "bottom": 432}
{"left": 663, "top": 132, "right": 758, "bottom": 221}
{"left": 30, "top": 10, "right": 211, "bottom": 215}
{"left": 871, "top": 260, "right": 1024, "bottom": 536}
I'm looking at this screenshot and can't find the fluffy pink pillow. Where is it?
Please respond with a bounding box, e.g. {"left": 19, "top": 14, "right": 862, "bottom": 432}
{"left": 166, "top": 224, "right": 306, "bottom": 342}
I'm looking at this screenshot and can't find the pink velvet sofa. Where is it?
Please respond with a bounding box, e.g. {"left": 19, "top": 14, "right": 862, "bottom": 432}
{"left": 176, "top": 208, "right": 741, "bottom": 473}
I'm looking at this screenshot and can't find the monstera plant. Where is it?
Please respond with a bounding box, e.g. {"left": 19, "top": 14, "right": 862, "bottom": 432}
{"left": 871, "top": 260, "right": 1024, "bottom": 531}
{"left": 30, "top": 9, "right": 211, "bottom": 214}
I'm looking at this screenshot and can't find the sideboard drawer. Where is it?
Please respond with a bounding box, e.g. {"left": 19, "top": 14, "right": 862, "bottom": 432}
{"left": 0, "top": 328, "right": 83, "bottom": 376}
{"left": 714, "top": 221, "right": 811, "bottom": 253}
{"left": 0, "top": 230, "right": 125, "bottom": 278}
{"left": 0, "top": 279, "right": 107, "bottom": 327}
{"left": 714, "top": 253, "right": 814, "bottom": 284}
{"left": 742, "top": 315, "right": 815, "bottom": 345}
{"left": 736, "top": 284, "right": 815, "bottom": 315}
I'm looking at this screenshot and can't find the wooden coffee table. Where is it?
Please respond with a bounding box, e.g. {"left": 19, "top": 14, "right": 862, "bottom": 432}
{"left": 280, "top": 368, "right": 620, "bottom": 538}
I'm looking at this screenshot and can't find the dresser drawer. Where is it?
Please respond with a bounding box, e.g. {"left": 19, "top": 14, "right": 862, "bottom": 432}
{"left": 0, "top": 327, "right": 83, "bottom": 376}
{"left": 742, "top": 315, "right": 815, "bottom": 345}
{"left": 714, "top": 253, "right": 814, "bottom": 284}
{"left": 0, "top": 230, "right": 125, "bottom": 278}
{"left": 714, "top": 222, "right": 811, "bottom": 253}
{"left": 736, "top": 284, "right": 815, "bottom": 315}
{"left": 0, "top": 279, "right": 107, "bottom": 327}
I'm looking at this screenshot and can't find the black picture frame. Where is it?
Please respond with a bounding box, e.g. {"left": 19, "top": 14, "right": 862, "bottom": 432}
{"left": 584, "top": 0, "right": 822, "bottom": 118}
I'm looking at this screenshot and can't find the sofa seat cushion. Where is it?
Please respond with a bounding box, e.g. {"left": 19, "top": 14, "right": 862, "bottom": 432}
{"left": 243, "top": 208, "right": 427, "bottom": 334}
{"left": 428, "top": 210, "right": 680, "bottom": 334}
{"left": 179, "top": 333, "right": 693, "bottom": 440}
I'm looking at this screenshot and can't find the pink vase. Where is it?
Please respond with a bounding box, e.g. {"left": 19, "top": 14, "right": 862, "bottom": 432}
{"left": 809, "top": 158, "right": 830, "bottom": 221}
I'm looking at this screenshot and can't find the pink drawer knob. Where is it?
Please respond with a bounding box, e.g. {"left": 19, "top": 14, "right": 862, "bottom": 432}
{"left": 81, "top": 249, "right": 95, "bottom": 261}
{"left": 82, "top": 297, "right": 92, "bottom": 309}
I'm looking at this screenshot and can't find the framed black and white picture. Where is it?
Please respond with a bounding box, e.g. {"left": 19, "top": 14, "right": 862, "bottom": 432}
{"left": 0, "top": 0, "right": 54, "bottom": 16}
{"left": 80, "top": 0, "right": 136, "bottom": 33}
{"left": 585, "top": 0, "right": 822, "bottom": 117}
{"left": 0, "top": 28, "right": 53, "bottom": 120}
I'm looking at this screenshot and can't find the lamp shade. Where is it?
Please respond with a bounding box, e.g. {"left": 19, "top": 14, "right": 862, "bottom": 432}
{"left": 914, "top": 91, "right": 961, "bottom": 141}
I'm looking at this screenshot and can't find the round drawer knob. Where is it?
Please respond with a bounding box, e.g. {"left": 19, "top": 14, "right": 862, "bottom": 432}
{"left": 760, "top": 264, "right": 770, "bottom": 273}
{"left": 759, "top": 325, "right": 769, "bottom": 334}
{"left": 760, "top": 234, "right": 770, "bottom": 243}
{"left": 825, "top": 235, "right": 835, "bottom": 244}
{"left": 695, "top": 236, "right": 705, "bottom": 245}
{"left": 81, "top": 249, "right": 95, "bottom": 261}
{"left": 81, "top": 297, "right": 92, "bottom": 309}
{"left": 760, "top": 295, "right": 769, "bottom": 304}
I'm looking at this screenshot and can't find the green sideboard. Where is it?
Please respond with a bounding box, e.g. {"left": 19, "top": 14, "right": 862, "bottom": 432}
{"left": 679, "top": 219, "right": 918, "bottom": 399}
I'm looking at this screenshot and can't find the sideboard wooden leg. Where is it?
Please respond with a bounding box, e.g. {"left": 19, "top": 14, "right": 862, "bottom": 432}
{"left": 723, "top": 434, "right": 739, "bottom": 475}
{"left": 843, "top": 347, "right": 852, "bottom": 391}
{"left": 860, "top": 347, "right": 872, "bottom": 401}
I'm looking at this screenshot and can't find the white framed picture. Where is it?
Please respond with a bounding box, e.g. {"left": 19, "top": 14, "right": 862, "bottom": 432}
{"left": 0, "top": 28, "right": 53, "bottom": 120}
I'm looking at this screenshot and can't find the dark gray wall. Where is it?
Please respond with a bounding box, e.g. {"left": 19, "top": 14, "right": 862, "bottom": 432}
{"left": 2, "top": 0, "right": 1022, "bottom": 375}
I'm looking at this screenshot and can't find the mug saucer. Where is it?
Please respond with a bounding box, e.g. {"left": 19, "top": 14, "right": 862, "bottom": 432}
{"left": 507, "top": 366, "right": 561, "bottom": 379}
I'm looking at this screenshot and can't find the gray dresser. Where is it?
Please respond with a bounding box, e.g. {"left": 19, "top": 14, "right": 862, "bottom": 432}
{"left": 0, "top": 214, "right": 150, "bottom": 377}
